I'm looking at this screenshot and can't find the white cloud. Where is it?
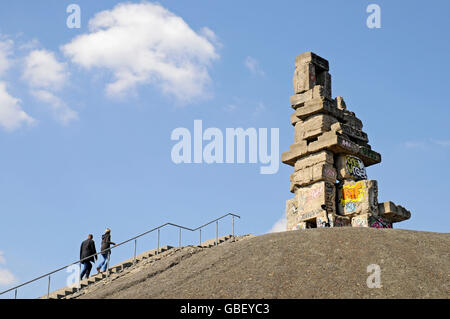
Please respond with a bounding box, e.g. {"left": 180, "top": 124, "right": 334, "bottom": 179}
{"left": 23, "top": 49, "right": 69, "bottom": 90}
{"left": 0, "top": 82, "right": 35, "bottom": 131}
{"left": 0, "top": 251, "right": 17, "bottom": 286}
{"left": 430, "top": 139, "right": 450, "bottom": 147}
{"left": 245, "top": 56, "right": 265, "bottom": 76}
{"left": 23, "top": 49, "right": 77, "bottom": 124}
{"left": 0, "top": 269, "right": 16, "bottom": 286}
{"left": 252, "top": 102, "right": 265, "bottom": 118}
{"left": 18, "top": 38, "right": 40, "bottom": 51}
{"left": 405, "top": 139, "right": 450, "bottom": 149}
{"left": 224, "top": 104, "right": 237, "bottom": 112}
{"left": 268, "top": 215, "right": 287, "bottom": 233}
{"left": 0, "top": 39, "right": 13, "bottom": 76}
{"left": 404, "top": 141, "right": 426, "bottom": 149}
{"left": 62, "top": 2, "right": 219, "bottom": 102}
{"left": 200, "top": 27, "right": 222, "bottom": 48}
{"left": 31, "top": 90, "right": 78, "bottom": 125}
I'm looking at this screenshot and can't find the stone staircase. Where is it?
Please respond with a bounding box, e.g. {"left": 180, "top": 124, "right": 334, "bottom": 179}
{"left": 43, "top": 234, "right": 237, "bottom": 299}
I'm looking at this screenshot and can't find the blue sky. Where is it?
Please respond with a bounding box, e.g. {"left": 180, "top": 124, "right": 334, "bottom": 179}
{"left": 0, "top": 0, "right": 449, "bottom": 298}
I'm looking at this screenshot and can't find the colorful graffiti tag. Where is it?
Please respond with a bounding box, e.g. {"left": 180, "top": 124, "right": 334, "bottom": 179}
{"left": 344, "top": 202, "right": 356, "bottom": 212}
{"left": 345, "top": 156, "right": 367, "bottom": 180}
{"left": 352, "top": 215, "right": 368, "bottom": 227}
{"left": 340, "top": 181, "right": 365, "bottom": 206}
{"left": 292, "top": 222, "right": 307, "bottom": 230}
{"left": 369, "top": 216, "right": 392, "bottom": 229}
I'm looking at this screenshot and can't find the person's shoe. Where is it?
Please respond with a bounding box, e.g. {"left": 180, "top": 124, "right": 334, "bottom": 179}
{"left": 96, "top": 267, "right": 101, "bottom": 273}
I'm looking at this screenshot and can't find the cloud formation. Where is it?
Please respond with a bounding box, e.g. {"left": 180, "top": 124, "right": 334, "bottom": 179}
{"left": 23, "top": 49, "right": 77, "bottom": 124}
{"left": 23, "top": 49, "right": 69, "bottom": 90}
{"left": 0, "top": 39, "right": 35, "bottom": 131}
{"left": 0, "top": 82, "right": 35, "bottom": 131}
{"left": 245, "top": 56, "right": 265, "bottom": 76}
{"left": 405, "top": 139, "right": 450, "bottom": 149}
{"left": 0, "top": 251, "right": 16, "bottom": 286}
{"left": 0, "top": 39, "right": 13, "bottom": 76}
{"left": 62, "top": 2, "right": 219, "bottom": 102}
{"left": 268, "top": 215, "right": 287, "bottom": 233}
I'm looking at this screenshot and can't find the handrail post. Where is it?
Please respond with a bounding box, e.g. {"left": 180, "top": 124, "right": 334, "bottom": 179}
{"left": 106, "top": 252, "right": 110, "bottom": 278}
{"left": 199, "top": 228, "right": 202, "bottom": 246}
{"left": 232, "top": 215, "right": 235, "bottom": 238}
{"left": 178, "top": 227, "right": 182, "bottom": 248}
{"left": 14, "top": 289, "right": 17, "bottom": 299}
{"left": 77, "top": 262, "right": 80, "bottom": 292}
{"left": 133, "top": 239, "right": 137, "bottom": 264}
{"left": 216, "top": 221, "right": 218, "bottom": 246}
{"left": 47, "top": 275, "right": 51, "bottom": 299}
{"left": 157, "top": 228, "right": 160, "bottom": 255}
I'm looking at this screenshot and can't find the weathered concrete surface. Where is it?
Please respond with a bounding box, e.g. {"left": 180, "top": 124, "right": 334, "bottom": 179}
{"left": 378, "top": 201, "right": 411, "bottom": 223}
{"left": 336, "top": 155, "right": 368, "bottom": 181}
{"left": 294, "top": 150, "right": 334, "bottom": 172}
{"left": 294, "top": 114, "right": 338, "bottom": 142}
{"left": 293, "top": 53, "right": 331, "bottom": 95}
{"left": 295, "top": 51, "right": 329, "bottom": 71}
{"left": 352, "top": 214, "right": 393, "bottom": 229}
{"left": 296, "top": 181, "right": 336, "bottom": 221}
{"left": 290, "top": 162, "right": 336, "bottom": 191}
{"left": 74, "top": 229, "right": 450, "bottom": 299}
{"left": 338, "top": 180, "right": 379, "bottom": 217}
{"left": 290, "top": 85, "right": 330, "bottom": 109}
{"left": 330, "top": 214, "right": 352, "bottom": 227}
{"left": 285, "top": 197, "right": 299, "bottom": 231}
{"left": 282, "top": 129, "right": 381, "bottom": 167}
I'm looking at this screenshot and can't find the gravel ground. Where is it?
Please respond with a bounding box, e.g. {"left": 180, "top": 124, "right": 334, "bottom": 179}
{"left": 75, "top": 228, "right": 449, "bottom": 299}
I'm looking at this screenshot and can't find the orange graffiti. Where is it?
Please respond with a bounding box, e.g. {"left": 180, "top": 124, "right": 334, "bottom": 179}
{"left": 340, "top": 182, "right": 365, "bottom": 206}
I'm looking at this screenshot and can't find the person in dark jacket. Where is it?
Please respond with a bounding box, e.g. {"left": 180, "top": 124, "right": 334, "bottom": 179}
{"left": 80, "top": 234, "right": 97, "bottom": 280}
{"left": 96, "top": 228, "right": 116, "bottom": 273}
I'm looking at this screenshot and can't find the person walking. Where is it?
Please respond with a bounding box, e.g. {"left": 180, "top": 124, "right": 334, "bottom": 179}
{"left": 80, "top": 234, "right": 97, "bottom": 280}
{"left": 97, "top": 228, "right": 116, "bottom": 273}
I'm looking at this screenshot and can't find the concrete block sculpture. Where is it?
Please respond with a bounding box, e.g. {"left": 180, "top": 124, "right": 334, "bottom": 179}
{"left": 283, "top": 52, "right": 411, "bottom": 230}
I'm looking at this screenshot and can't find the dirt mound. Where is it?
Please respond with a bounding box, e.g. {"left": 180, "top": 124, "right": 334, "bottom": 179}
{"left": 76, "top": 228, "right": 449, "bottom": 299}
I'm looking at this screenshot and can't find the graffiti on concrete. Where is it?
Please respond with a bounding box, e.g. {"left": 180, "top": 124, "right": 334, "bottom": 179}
{"left": 316, "top": 215, "right": 329, "bottom": 228}
{"left": 298, "top": 183, "right": 324, "bottom": 212}
{"left": 292, "top": 222, "right": 307, "bottom": 230}
{"left": 352, "top": 215, "right": 368, "bottom": 227}
{"left": 324, "top": 182, "right": 335, "bottom": 214}
{"left": 369, "top": 216, "right": 392, "bottom": 229}
{"left": 344, "top": 202, "right": 356, "bottom": 213}
{"left": 345, "top": 156, "right": 367, "bottom": 180}
{"left": 340, "top": 181, "right": 365, "bottom": 206}
{"left": 324, "top": 166, "right": 337, "bottom": 180}
{"left": 333, "top": 216, "right": 351, "bottom": 227}
{"left": 299, "top": 208, "right": 323, "bottom": 221}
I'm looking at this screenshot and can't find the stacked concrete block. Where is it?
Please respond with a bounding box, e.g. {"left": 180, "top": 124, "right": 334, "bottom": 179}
{"left": 283, "top": 52, "right": 411, "bottom": 230}
{"left": 337, "top": 180, "right": 379, "bottom": 217}
{"left": 378, "top": 201, "right": 411, "bottom": 223}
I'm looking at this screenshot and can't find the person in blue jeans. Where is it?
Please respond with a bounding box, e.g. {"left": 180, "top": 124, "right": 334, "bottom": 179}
{"left": 80, "top": 234, "right": 97, "bottom": 279}
{"left": 97, "top": 228, "right": 116, "bottom": 273}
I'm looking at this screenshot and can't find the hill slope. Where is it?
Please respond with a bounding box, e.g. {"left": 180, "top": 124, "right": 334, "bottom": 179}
{"left": 74, "top": 228, "right": 449, "bottom": 299}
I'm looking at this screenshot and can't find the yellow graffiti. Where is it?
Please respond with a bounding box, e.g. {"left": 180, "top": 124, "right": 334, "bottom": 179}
{"left": 340, "top": 181, "right": 365, "bottom": 206}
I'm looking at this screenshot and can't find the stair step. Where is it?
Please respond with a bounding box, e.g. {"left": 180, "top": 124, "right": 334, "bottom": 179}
{"left": 43, "top": 237, "right": 233, "bottom": 299}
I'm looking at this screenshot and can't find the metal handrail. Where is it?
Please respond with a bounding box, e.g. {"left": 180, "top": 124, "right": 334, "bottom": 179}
{"left": 0, "top": 213, "right": 240, "bottom": 298}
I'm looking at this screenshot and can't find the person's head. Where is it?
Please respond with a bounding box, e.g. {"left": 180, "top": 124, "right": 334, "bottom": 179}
{"left": 88, "top": 234, "right": 93, "bottom": 240}
{"left": 105, "top": 228, "right": 111, "bottom": 234}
